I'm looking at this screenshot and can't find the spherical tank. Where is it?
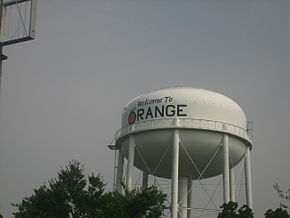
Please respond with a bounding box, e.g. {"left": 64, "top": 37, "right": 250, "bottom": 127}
{"left": 115, "top": 87, "right": 252, "bottom": 179}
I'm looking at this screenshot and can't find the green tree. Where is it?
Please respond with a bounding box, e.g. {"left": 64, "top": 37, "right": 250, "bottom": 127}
{"left": 274, "top": 183, "right": 290, "bottom": 210}
{"left": 218, "top": 202, "right": 254, "bottom": 218}
{"left": 238, "top": 205, "right": 254, "bottom": 218}
{"left": 101, "top": 186, "right": 166, "bottom": 218}
{"left": 13, "top": 160, "right": 166, "bottom": 218}
{"left": 218, "top": 202, "right": 238, "bottom": 218}
{"left": 264, "top": 208, "right": 290, "bottom": 218}
{"left": 13, "top": 160, "right": 104, "bottom": 218}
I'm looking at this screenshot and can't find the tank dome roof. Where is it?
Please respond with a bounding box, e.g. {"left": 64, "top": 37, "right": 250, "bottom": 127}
{"left": 115, "top": 87, "right": 252, "bottom": 179}
{"left": 117, "top": 86, "right": 251, "bottom": 146}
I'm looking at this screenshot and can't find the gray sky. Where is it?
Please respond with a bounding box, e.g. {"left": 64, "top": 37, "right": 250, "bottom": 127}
{"left": 0, "top": 0, "right": 290, "bottom": 217}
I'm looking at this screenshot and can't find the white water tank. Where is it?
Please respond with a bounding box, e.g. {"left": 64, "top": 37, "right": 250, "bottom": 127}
{"left": 115, "top": 87, "right": 252, "bottom": 179}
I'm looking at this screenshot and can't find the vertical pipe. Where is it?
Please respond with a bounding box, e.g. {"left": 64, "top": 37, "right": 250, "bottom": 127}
{"left": 171, "top": 129, "right": 179, "bottom": 218}
{"left": 230, "top": 168, "right": 236, "bottom": 202}
{"left": 0, "top": 46, "right": 3, "bottom": 92}
{"left": 0, "top": 0, "right": 3, "bottom": 38}
{"left": 113, "top": 149, "right": 117, "bottom": 190}
{"left": 29, "top": 0, "right": 38, "bottom": 38}
{"left": 223, "top": 134, "right": 230, "bottom": 203}
{"left": 187, "top": 177, "right": 192, "bottom": 218}
{"left": 0, "top": 45, "right": 7, "bottom": 93}
{"left": 142, "top": 171, "right": 149, "bottom": 188}
{"left": 178, "top": 177, "right": 188, "bottom": 218}
{"left": 244, "top": 147, "right": 253, "bottom": 209}
{"left": 126, "top": 135, "right": 135, "bottom": 190}
{"left": 116, "top": 150, "right": 124, "bottom": 192}
{"left": 0, "top": 0, "right": 3, "bottom": 92}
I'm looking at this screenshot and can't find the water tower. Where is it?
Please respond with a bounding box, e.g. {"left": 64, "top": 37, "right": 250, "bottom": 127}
{"left": 112, "top": 87, "right": 253, "bottom": 218}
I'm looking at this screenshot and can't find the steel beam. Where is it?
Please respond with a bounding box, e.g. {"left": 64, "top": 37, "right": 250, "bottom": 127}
{"left": 178, "top": 177, "right": 188, "bottom": 218}
{"left": 230, "top": 168, "right": 236, "bottom": 202}
{"left": 244, "top": 147, "right": 253, "bottom": 208}
{"left": 223, "top": 134, "right": 230, "bottom": 203}
{"left": 126, "top": 135, "right": 135, "bottom": 190}
{"left": 171, "top": 129, "right": 179, "bottom": 218}
{"left": 142, "top": 171, "right": 149, "bottom": 188}
{"left": 116, "top": 150, "right": 124, "bottom": 192}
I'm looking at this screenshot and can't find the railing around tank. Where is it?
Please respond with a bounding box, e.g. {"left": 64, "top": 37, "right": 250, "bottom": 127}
{"left": 114, "top": 118, "right": 253, "bottom": 144}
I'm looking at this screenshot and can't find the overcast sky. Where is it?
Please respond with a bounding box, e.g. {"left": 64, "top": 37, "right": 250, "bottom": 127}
{"left": 0, "top": 0, "right": 289, "bottom": 217}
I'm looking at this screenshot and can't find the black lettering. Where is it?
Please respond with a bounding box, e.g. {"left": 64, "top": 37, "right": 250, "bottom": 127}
{"left": 166, "top": 105, "right": 175, "bottom": 117}
{"left": 137, "top": 109, "right": 144, "bottom": 121}
{"left": 145, "top": 107, "right": 153, "bottom": 119}
{"left": 164, "top": 96, "right": 173, "bottom": 103}
{"left": 155, "top": 105, "right": 164, "bottom": 118}
{"left": 177, "top": 105, "right": 187, "bottom": 117}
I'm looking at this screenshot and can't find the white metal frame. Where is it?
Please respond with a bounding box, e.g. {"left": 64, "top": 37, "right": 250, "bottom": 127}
{"left": 114, "top": 129, "right": 253, "bottom": 218}
{"left": 0, "top": 0, "right": 37, "bottom": 46}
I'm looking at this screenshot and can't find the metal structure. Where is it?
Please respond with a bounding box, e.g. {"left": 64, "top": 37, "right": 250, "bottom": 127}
{"left": 0, "top": 0, "right": 37, "bottom": 90}
{"left": 111, "top": 87, "right": 253, "bottom": 218}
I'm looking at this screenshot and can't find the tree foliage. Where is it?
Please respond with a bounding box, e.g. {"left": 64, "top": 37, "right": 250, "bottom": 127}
{"left": 238, "top": 205, "right": 254, "bottom": 218}
{"left": 101, "top": 186, "right": 166, "bottom": 218}
{"left": 13, "top": 160, "right": 166, "bottom": 218}
{"left": 218, "top": 201, "right": 290, "bottom": 218}
{"left": 218, "top": 201, "right": 239, "bottom": 218}
{"left": 274, "top": 183, "right": 290, "bottom": 210}
{"left": 218, "top": 202, "right": 254, "bottom": 218}
{"left": 264, "top": 208, "right": 290, "bottom": 218}
{"left": 15, "top": 161, "right": 290, "bottom": 218}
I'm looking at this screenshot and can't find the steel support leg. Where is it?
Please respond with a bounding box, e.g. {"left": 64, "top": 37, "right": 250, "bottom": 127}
{"left": 126, "top": 135, "right": 135, "bottom": 190}
{"left": 230, "top": 168, "right": 236, "bottom": 202}
{"left": 171, "top": 129, "right": 179, "bottom": 218}
{"left": 223, "top": 134, "right": 230, "bottom": 203}
{"left": 244, "top": 147, "right": 253, "bottom": 209}
{"left": 178, "top": 177, "right": 188, "bottom": 218}
{"left": 116, "top": 150, "right": 124, "bottom": 192}
{"left": 142, "top": 171, "right": 149, "bottom": 188}
{"left": 187, "top": 177, "right": 192, "bottom": 218}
